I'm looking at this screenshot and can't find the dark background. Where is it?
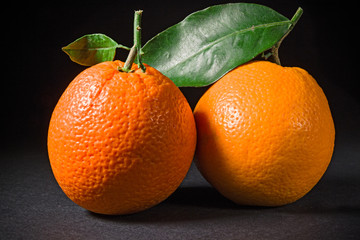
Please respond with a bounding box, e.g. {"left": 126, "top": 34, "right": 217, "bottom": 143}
{"left": 2, "top": 0, "right": 359, "bottom": 148}
{"left": 2, "top": 0, "right": 359, "bottom": 239}
{"left": 3, "top": 0, "right": 359, "bottom": 150}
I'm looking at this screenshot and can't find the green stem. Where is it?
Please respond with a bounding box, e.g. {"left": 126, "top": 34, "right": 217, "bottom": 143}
{"left": 117, "top": 44, "right": 131, "bottom": 51}
{"left": 270, "top": 7, "right": 303, "bottom": 65}
{"left": 122, "top": 10, "right": 146, "bottom": 72}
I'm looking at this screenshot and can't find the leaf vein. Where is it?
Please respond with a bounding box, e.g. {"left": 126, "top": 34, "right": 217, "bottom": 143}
{"left": 164, "top": 20, "right": 291, "bottom": 72}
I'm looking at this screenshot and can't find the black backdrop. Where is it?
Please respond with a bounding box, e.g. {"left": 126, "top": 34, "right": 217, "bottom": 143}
{"left": 3, "top": 0, "right": 359, "bottom": 152}
{"left": 2, "top": 1, "right": 360, "bottom": 239}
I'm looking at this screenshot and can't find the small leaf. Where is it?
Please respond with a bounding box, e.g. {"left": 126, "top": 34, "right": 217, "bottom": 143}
{"left": 142, "top": 3, "right": 295, "bottom": 87}
{"left": 62, "top": 34, "right": 120, "bottom": 66}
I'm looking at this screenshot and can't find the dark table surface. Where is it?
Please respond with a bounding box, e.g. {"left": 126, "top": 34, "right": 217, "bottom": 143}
{"left": 1, "top": 139, "right": 359, "bottom": 240}
{"left": 2, "top": 1, "right": 360, "bottom": 239}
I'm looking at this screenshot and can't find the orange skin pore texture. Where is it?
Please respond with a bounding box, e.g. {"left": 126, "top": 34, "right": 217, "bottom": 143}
{"left": 48, "top": 61, "right": 196, "bottom": 215}
{"left": 194, "top": 61, "right": 335, "bottom": 206}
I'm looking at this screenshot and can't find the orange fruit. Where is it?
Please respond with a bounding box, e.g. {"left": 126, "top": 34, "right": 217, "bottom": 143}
{"left": 194, "top": 61, "right": 335, "bottom": 206}
{"left": 48, "top": 61, "right": 196, "bottom": 215}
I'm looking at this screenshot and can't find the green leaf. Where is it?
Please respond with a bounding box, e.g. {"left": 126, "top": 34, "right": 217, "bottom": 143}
{"left": 141, "top": 3, "right": 295, "bottom": 87}
{"left": 62, "top": 34, "right": 121, "bottom": 66}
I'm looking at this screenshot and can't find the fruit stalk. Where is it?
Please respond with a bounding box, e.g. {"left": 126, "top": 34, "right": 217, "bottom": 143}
{"left": 122, "top": 10, "right": 146, "bottom": 72}
{"left": 270, "top": 7, "right": 303, "bottom": 65}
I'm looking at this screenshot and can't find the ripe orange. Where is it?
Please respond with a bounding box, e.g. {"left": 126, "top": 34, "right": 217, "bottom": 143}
{"left": 48, "top": 61, "right": 196, "bottom": 215}
{"left": 194, "top": 61, "right": 335, "bottom": 206}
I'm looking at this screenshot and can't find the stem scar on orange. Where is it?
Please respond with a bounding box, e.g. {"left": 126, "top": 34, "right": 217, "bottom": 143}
{"left": 48, "top": 61, "right": 196, "bottom": 215}
{"left": 194, "top": 61, "right": 335, "bottom": 206}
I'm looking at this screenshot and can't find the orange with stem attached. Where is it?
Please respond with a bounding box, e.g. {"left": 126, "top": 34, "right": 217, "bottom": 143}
{"left": 48, "top": 11, "right": 196, "bottom": 215}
